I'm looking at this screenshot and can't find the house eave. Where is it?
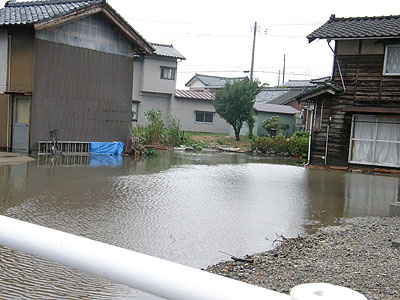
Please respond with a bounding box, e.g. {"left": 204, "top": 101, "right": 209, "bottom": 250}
{"left": 308, "top": 35, "right": 400, "bottom": 43}
{"left": 297, "top": 86, "right": 339, "bottom": 102}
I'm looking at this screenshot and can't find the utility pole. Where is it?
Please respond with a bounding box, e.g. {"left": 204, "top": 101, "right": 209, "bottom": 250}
{"left": 250, "top": 21, "right": 257, "bottom": 82}
{"left": 278, "top": 70, "right": 281, "bottom": 86}
{"left": 282, "top": 54, "right": 286, "bottom": 85}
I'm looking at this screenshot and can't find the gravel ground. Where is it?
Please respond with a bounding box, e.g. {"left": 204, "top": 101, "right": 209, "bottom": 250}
{"left": 206, "top": 216, "right": 400, "bottom": 300}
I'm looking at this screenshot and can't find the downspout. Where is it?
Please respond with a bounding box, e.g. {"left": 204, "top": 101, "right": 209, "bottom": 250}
{"left": 327, "top": 40, "right": 346, "bottom": 94}
{"left": 304, "top": 104, "right": 314, "bottom": 167}
{"left": 324, "top": 116, "right": 331, "bottom": 165}
{"left": 6, "top": 33, "right": 11, "bottom": 152}
{"left": 6, "top": 95, "right": 10, "bottom": 152}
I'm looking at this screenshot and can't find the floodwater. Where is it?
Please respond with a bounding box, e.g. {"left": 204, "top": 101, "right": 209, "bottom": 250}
{"left": 0, "top": 151, "right": 399, "bottom": 299}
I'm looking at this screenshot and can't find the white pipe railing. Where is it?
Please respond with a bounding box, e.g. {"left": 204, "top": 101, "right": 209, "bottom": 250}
{"left": 0, "top": 216, "right": 368, "bottom": 300}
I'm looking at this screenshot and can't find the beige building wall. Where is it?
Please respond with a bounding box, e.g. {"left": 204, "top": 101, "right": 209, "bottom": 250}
{"left": 170, "top": 97, "right": 229, "bottom": 134}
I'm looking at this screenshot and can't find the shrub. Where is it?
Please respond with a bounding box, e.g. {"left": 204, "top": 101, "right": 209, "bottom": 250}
{"left": 133, "top": 110, "right": 184, "bottom": 147}
{"left": 141, "top": 148, "right": 158, "bottom": 158}
{"left": 252, "top": 131, "right": 309, "bottom": 156}
{"left": 287, "top": 132, "right": 309, "bottom": 157}
{"left": 273, "top": 135, "right": 288, "bottom": 153}
{"left": 144, "top": 109, "right": 165, "bottom": 145}
{"left": 252, "top": 137, "right": 274, "bottom": 153}
{"left": 165, "top": 116, "right": 182, "bottom": 147}
{"left": 262, "top": 116, "right": 290, "bottom": 137}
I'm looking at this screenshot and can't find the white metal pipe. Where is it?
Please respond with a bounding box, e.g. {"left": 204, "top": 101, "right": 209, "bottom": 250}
{"left": 6, "top": 94, "right": 10, "bottom": 151}
{"left": 305, "top": 105, "right": 314, "bottom": 166}
{"left": 291, "top": 283, "right": 367, "bottom": 300}
{"left": 0, "top": 215, "right": 290, "bottom": 300}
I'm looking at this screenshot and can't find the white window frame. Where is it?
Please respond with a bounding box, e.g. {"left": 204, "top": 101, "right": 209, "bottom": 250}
{"left": 383, "top": 44, "right": 400, "bottom": 75}
{"left": 195, "top": 111, "right": 214, "bottom": 124}
{"left": 160, "top": 66, "right": 176, "bottom": 80}
{"left": 132, "top": 101, "right": 139, "bottom": 122}
{"left": 348, "top": 114, "right": 400, "bottom": 168}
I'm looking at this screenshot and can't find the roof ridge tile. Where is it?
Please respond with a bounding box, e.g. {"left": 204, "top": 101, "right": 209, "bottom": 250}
{"left": 5, "top": 0, "right": 103, "bottom": 7}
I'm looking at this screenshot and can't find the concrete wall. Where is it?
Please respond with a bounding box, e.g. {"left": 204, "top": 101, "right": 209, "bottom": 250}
{"left": 171, "top": 97, "right": 229, "bottom": 133}
{"left": 135, "top": 93, "right": 171, "bottom": 126}
{"left": 141, "top": 57, "right": 177, "bottom": 94}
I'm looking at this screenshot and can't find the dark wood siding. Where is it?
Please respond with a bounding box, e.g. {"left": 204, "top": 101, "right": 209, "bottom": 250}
{"left": 8, "top": 28, "right": 34, "bottom": 93}
{"left": 31, "top": 39, "right": 133, "bottom": 150}
{"left": 0, "top": 94, "right": 11, "bottom": 148}
{"left": 312, "top": 42, "right": 400, "bottom": 166}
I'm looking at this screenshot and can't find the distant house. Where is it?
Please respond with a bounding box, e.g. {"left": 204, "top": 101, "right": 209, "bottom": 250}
{"left": 185, "top": 74, "right": 248, "bottom": 93}
{"left": 230, "top": 103, "right": 300, "bottom": 137}
{"left": 255, "top": 78, "right": 331, "bottom": 131}
{"left": 0, "top": 0, "right": 154, "bottom": 152}
{"left": 304, "top": 14, "right": 400, "bottom": 169}
{"left": 172, "top": 90, "right": 229, "bottom": 134}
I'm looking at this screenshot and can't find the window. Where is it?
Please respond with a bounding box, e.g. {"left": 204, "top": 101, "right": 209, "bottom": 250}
{"left": 384, "top": 45, "right": 400, "bottom": 75}
{"left": 132, "top": 102, "right": 138, "bottom": 121}
{"left": 160, "top": 67, "right": 176, "bottom": 80}
{"left": 349, "top": 115, "right": 400, "bottom": 167}
{"left": 195, "top": 111, "right": 214, "bottom": 124}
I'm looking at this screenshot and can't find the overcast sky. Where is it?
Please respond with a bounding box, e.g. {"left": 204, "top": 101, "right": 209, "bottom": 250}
{"left": 2, "top": 0, "right": 399, "bottom": 88}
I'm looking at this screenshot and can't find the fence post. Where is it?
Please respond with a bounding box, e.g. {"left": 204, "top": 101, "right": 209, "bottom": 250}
{"left": 290, "top": 283, "right": 368, "bottom": 300}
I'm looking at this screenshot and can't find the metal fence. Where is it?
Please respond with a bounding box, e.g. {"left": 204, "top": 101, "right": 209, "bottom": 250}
{"left": 0, "top": 216, "right": 368, "bottom": 300}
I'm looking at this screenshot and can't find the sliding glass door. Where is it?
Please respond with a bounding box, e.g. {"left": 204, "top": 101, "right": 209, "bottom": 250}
{"left": 349, "top": 115, "right": 400, "bottom": 168}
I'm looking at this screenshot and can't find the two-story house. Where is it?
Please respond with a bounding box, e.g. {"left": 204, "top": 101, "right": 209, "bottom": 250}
{"left": 302, "top": 14, "right": 400, "bottom": 170}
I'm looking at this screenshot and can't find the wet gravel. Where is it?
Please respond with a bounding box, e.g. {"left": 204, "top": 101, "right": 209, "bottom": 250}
{"left": 206, "top": 217, "right": 400, "bottom": 300}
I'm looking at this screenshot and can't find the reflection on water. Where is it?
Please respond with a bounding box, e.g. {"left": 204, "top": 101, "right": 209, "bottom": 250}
{"left": 0, "top": 151, "right": 399, "bottom": 299}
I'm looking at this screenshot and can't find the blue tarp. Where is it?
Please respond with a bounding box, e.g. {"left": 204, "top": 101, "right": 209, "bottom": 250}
{"left": 89, "top": 154, "right": 123, "bottom": 167}
{"left": 89, "top": 142, "right": 124, "bottom": 155}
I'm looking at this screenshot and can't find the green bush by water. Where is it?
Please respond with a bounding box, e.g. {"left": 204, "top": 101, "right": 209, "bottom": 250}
{"left": 252, "top": 131, "right": 309, "bottom": 157}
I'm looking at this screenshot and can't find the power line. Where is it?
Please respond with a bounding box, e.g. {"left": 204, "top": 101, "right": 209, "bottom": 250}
{"left": 129, "top": 18, "right": 325, "bottom": 27}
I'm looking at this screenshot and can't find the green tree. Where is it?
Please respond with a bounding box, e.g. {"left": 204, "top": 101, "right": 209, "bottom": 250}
{"left": 262, "top": 116, "right": 282, "bottom": 136}
{"left": 247, "top": 115, "right": 256, "bottom": 139}
{"left": 214, "top": 79, "right": 262, "bottom": 141}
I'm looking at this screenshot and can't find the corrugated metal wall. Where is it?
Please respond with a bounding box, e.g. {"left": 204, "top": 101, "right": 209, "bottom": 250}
{"left": 31, "top": 39, "right": 133, "bottom": 150}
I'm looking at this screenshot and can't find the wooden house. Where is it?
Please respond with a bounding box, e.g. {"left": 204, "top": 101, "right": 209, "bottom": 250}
{"left": 0, "top": 0, "right": 154, "bottom": 152}
{"left": 302, "top": 14, "right": 400, "bottom": 169}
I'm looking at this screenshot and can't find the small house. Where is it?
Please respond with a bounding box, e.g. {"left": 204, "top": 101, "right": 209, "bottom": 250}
{"left": 230, "top": 102, "right": 299, "bottom": 137}
{"left": 185, "top": 74, "right": 247, "bottom": 93}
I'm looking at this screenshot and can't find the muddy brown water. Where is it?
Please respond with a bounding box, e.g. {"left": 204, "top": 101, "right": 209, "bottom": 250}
{"left": 0, "top": 151, "right": 399, "bottom": 299}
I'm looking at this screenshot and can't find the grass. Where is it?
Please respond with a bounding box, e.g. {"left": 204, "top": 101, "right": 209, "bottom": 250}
{"left": 184, "top": 131, "right": 252, "bottom": 150}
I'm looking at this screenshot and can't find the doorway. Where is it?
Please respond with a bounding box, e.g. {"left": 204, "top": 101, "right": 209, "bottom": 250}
{"left": 12, "top": 96, "right": 30, "bottom": 153}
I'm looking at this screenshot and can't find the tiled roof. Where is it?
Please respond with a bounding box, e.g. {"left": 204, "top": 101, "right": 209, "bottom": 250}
{"left": 268, "top": 90, "right": 303, "bottom": 105}
{"left": 280, "top": 80, "right": 316, "bottom": 88}
{"left": 175, "top": 89, "right": 214, "bottom": 101}
{"left": 256, "top": 88, "right": 294, "bottom": 104}
{"left": 253, "top": 102, "right": 299, "bottom": 114}
{"left": 186, "top": 74, "right": 247, "bottom": 89}
{"left": 308, "top": 14, "right": 400, "bottom": 42}
{"left": 151, "top": 43, "right": 185, "bottom": 60}
{"left": 0, "top": 0, "right": 104, "bottom": 25}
